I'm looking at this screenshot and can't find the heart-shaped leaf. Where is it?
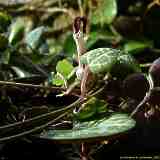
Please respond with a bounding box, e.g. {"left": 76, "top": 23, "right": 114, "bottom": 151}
{"left": 80, "top": 48, "right": 122, "bottom": 74}
{"left": 56, "top": 59, "right": 74, "bottom": 78}
{"left": 52, "top": 59, "right": 74, "bottom": 86}
{"left": 40, "top": 113, "right": 135, "bottom": 143}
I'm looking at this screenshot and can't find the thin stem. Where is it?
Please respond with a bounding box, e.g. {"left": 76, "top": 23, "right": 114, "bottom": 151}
{"left": 73, "top": 31, "right": 86, "bottom": 66}
{"left": 39, "top": 7, "right": 74, "bottom": 19}
{"left": 130, "top": 92, "right": 150, "bottom": 117}
{"left": 57, "top": 72, "right": 68, "bottom": 88}
{"left": 88, "top": 85, "right": 105, "bottom": 97}
{"left": 81, "top": 142, "right": 89, "bottom": 160}
{"left": 0, "top": 111, "right": 68, "bottom": 143}
{"left": 78, "top": 0, "right": 84, "bottom": 17}
{"left": 109, "top": 25, "right": 122, "bottom": 41}
{"left": 80, "top": 66, "right": 90, "bottom": 97}
{"left": 147, "top": 74, "right": 154, "bottom": 89}
{"left": 73, "top": 17, "right": 88, "bottom": 97}
{"left": 0, "top": 80, "right": 66, "bottom": 91}
{"left": 0, "top": 97, "right": 84, "bottom": 142}
{"left": 64, "top": 80, "right": 80, "bottom": 95}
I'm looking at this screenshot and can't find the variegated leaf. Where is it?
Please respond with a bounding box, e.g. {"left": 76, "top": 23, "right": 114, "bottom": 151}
{"left": 80, "top": 48, "right": 122, "bottom": 74}
{"left": 40, "top": 113, "right": 135, "bottom": 143}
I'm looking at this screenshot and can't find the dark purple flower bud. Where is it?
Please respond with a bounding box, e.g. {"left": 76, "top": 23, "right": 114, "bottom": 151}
{"left": 73, "top": 16, "right": 87, "bottom": 34}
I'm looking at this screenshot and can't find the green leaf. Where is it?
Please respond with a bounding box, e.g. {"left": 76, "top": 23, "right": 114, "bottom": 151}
{"left": 9, "top": 18, "right": 25, "bottom": 45}
{"left": 91, "top": 0, "right": 117, "bottom": 25}
{"left": 74, "top": 97, "right": 107, "bottom": 121}
{"left": 25, "top": 26, "right": 46, "bottom": 50}
{"left": 74, "top": 97, "right": 108, "bottom": 121}
{"left": 96, "top": 99, "right": 108, "bottom": 114}
{"left": 52, "top": 73, "right": 65, "bottom": 86}
{"left": 63, "top": 33, "right": 76, "bottom": 57}
{"left": 0, "top": 12, "right": 11, "bottom": 33}
{"left": 80, "top": 48, "right": 122, "bottom": 74}
{"left": 52, "top": 59, "right": 74, "bottom": 86}
{"left": 80, "top": 48, "right": 140, "bottom": 79}
{"left": 124, "top": 40, "right": 153, "bottom": 55}
{"left": 56, "top": 59, "right": 74, "bottom": 78}
{"left": 40, "top": 113, "right": 135, "bottom": 143}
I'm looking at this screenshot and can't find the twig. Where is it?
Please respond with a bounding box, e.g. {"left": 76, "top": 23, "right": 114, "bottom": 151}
{"left": 0, "top": 80, "right": 66, "bottom": 91}
{"left": 88, "top": 86, "right": 105, "bottom": 98}
{"left": 130, "top": 92, "right": 149, "bottom": 117}
{"left": 0, "top": 97, "right": 84, "bottom": 142}
{"left": 38, "top": 7, "right": 74, "bottom": 19}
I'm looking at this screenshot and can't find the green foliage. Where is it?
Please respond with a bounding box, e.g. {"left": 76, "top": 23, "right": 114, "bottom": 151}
{"left": 74, "top": 97, "right": 108, "bottom": 121}
{"left": 91, "top": 0, "right": 117, "bottom": 25}
{"left": 40, "top": 113, "right": 135, "bottom": 142}
{"left": 124, "top": 40, "right": 153, "bottom": 55}
{"left": 80, "top": 48, "right": 121, "bottom": 74}
{"left": 0, "top": 34, "right": 8, "bottom": 50}
{"left": 25, "top": 26, "right": 45, "bottom": 49}
{"left": 0, "top": 12, "right": 11, "bottom": 33}
{"left": 52, "top": 59, "right": 74, "bottom": 86}
{"left": 80, "top": 48, "right": 140, "bottom": 79}
{"left": 63, "top": 32, "right": 76, "bottom": 57}
{"left": 86, "top": 30, "right": 116, "bottom": 49}
{"left": 9, "top": 18, "right": 25, "bottom": 45}
{"left": 0, "top": 1, "right": 159, "bottom": 154}
{"left": 56, "top": 59, "right": 74, "bottom": 78}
